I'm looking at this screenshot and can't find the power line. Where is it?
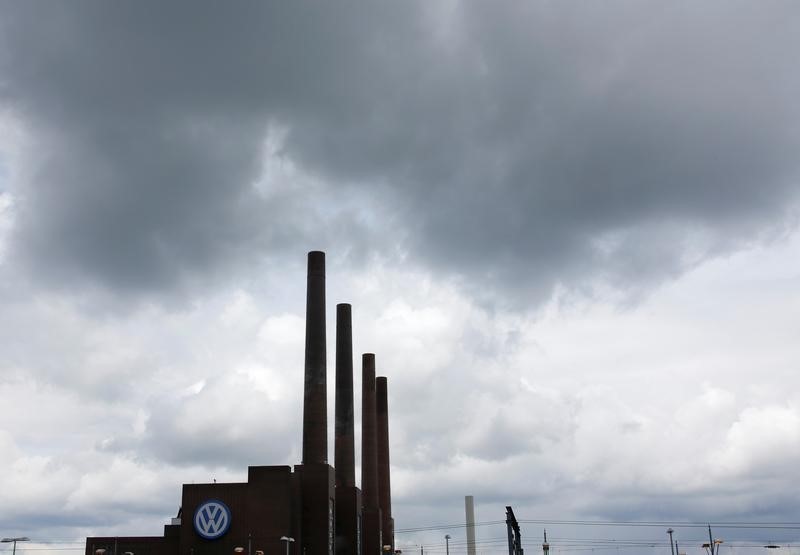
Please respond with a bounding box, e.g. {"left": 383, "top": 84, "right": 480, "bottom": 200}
{"left": 11, "top": 519, "right": 800, "bottom": 555}
{"left": 397, "top": 520, "right": 507, "bottom": 533}
{"left": 519, "top": 520, "right": 800, "bottom": 530}
{"left": 396, "top": 519, "right": 800, "bottom": 533}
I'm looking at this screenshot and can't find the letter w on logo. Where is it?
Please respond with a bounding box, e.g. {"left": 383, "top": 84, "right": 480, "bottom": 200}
{"left": 199, "top": 505, "right": 225, "bottom": 534}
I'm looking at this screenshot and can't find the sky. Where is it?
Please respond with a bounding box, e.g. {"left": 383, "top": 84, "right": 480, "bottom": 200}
{"left": 1, "top": 2, "right": 800, "bottom": 554}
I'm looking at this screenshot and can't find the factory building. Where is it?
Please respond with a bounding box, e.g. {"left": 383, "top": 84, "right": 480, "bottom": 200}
{"left": 86, "top": 252, "right": 394, "bottom": 555}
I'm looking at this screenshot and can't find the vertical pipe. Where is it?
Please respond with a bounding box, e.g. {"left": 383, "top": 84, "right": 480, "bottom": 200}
{"left": 465, "top": 496, "right": 476, "bottom": 555}
{"left": 335, "top": 303, "right": 356, "bottom": 487}
{"left": 376, "top": 376, "right": 393, "bottom": 551}
{"left": 335, "top": 303, "right": 361, "bottom": 555}
{"left": 302, "top": 250, "right": 327, "bottom": 464}
{"left": 362, "top": 353, "right": 382, "bottom": 554}
{"left": 361, "top": 354, "right": 379, "bottom": 507}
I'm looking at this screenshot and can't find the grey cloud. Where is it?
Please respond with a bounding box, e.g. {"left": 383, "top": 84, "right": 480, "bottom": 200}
{"left": 0, "top": 2, "right": 393, "bottom": 300}
{"left": 283, "top": 2, "right": 800, "bottom": 302}
{"left": 132, "top": 380, "right": 300, "bottom": 469}
{"left": 463, "top": 411, "right": 541, "bottom": 462}
{"left": 2, "top": 5, "right": 800, "bottom": 544}
{"left": 0, "top": 511, "right": 109, "bottom": 531}
{"left": 2, "top": 2, "right": 798, "bottom": 306}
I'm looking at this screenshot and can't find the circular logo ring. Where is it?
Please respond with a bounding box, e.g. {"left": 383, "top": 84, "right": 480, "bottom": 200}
{"left": 193, "top": 499, "right": 232, "bottom": 540}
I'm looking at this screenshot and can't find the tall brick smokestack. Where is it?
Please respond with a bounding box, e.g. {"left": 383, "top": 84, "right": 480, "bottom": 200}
{"left": 361, "top": 354, "right": 379, "bottom": 506}
{"left": 376, "top": 376, "right": 393, "bottom": 552}
{"left": 298, "top": 251, "right": 334, "bottom": 555}
{"left": 361, "top": 353, "right": 382, "bottom": 554}
{"left": 335, "top": 303, "right": 355, "bottom": 487}
{"left": 335, "top": 304, "right": 361, "bottom": 555}
{"left": 302, "top": 250, "right": 327, "bottom": 464}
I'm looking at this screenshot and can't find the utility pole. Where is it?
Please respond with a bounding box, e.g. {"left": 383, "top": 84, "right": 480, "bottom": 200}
{"left": 2, "top": 538, "right": 31, "bottom": 555}
{"left": 667, "top": 528, "right": 675, "bottom": 555}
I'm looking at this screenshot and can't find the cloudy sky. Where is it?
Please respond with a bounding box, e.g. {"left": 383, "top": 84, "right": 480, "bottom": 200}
{"left": 1, "top": 2, "right": 800, "bottom": 554}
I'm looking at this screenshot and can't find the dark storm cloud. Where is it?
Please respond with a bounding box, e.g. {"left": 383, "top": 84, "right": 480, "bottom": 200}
{"left": 1, "top": 1, "right": 799, "bottom": 302}
{"left": 0, "top": 2, "right": 401, "bottom": 296}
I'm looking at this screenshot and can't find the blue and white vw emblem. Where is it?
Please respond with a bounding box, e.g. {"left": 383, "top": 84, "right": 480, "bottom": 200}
{"left": 194, "top": 499, "right": 231, "bottom": 540}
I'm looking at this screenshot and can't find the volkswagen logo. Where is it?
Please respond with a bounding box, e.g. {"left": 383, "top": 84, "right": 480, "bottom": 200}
{"left": 193, "top": 499, "right": 231, "bottom": 540}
